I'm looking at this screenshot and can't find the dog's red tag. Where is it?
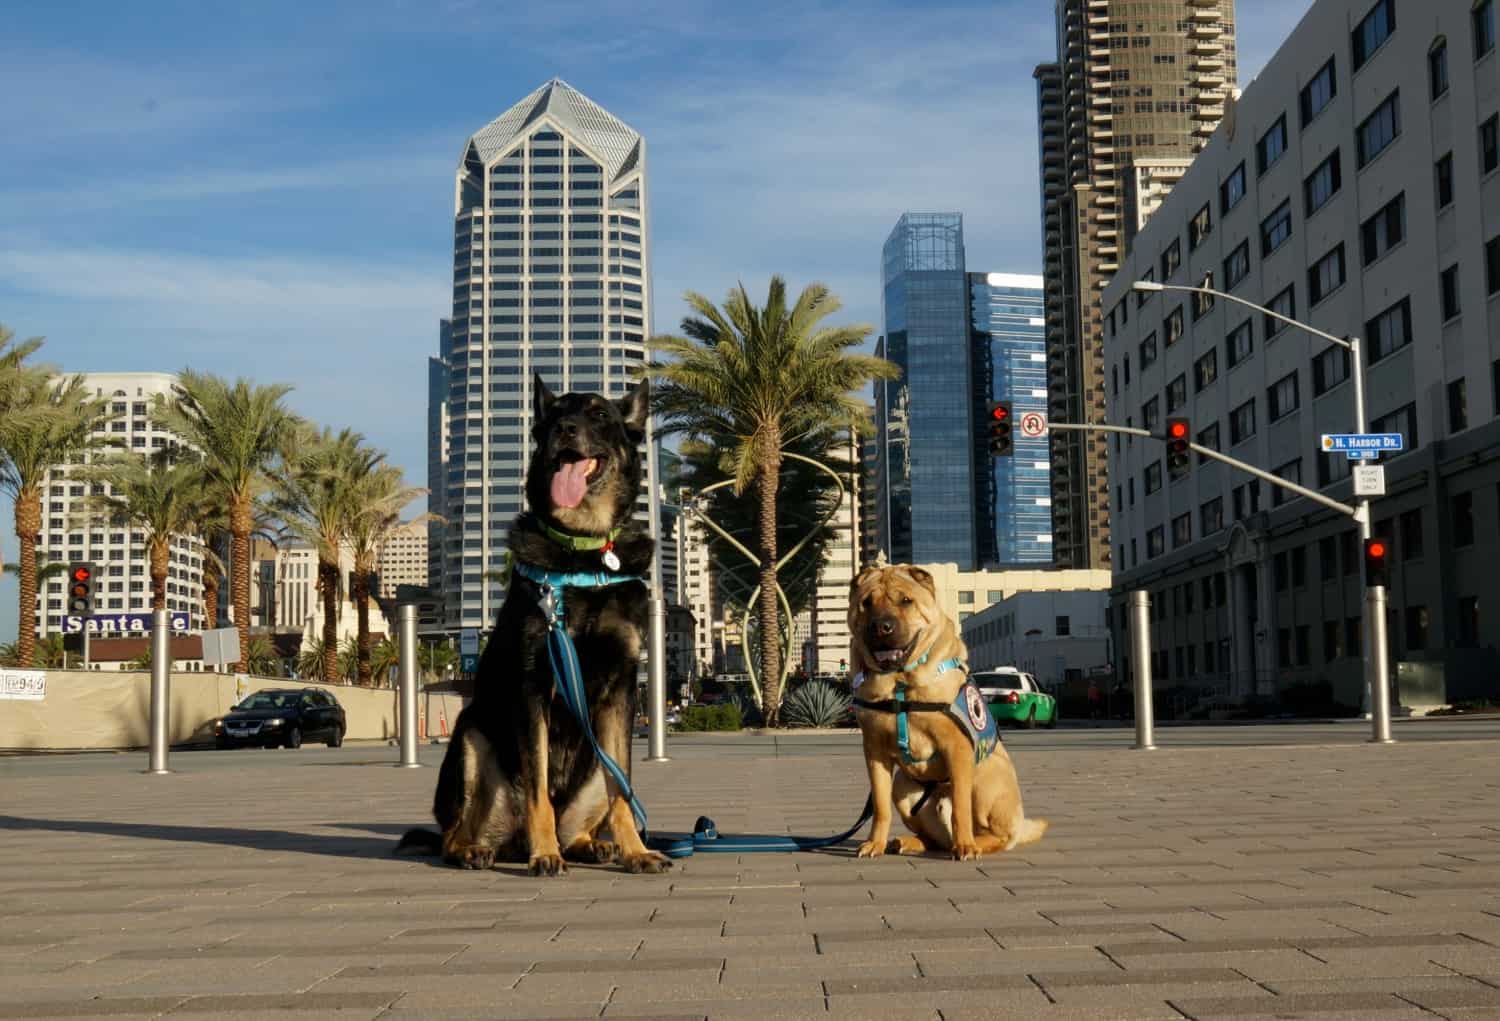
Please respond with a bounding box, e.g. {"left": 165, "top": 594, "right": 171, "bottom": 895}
{"left": 601, "top": 541, "right": 621, "bottom": 572}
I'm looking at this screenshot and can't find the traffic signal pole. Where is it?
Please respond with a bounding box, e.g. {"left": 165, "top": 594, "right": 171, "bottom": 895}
{"left": 1048, "top": 419, "right": 1393, "bottom": 743}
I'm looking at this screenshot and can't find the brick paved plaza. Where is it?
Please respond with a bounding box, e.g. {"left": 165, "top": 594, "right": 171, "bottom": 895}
{"left": 3, "top": 722, "right": 1500, "bottom": 1020}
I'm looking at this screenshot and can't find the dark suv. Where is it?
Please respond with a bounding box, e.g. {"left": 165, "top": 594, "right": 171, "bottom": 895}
{"left": 215, "top": 688, "right": 346, "bottom": 749}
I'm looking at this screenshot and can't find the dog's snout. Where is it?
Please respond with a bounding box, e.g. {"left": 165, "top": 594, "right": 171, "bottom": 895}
{"left": 873, "top": 617, "right": 897, "bottom": 638}
{"left": 560, "top": 420, "right": 579, "bottom": 437}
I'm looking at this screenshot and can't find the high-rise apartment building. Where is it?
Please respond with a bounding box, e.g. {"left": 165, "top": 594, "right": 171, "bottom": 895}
{"left": 970, "top": 273, "right": 1053, "bottom": 565}
{"left": 376, "top": 520, "right": 428, "bottom": 599}
{"left": 426, "top": 321, "right": 451, "bottom": 605}
{"left": 1101, "top": 0, "right": 1500, "bottom": 705}
{"left": 34, "top": 372, "right": 207, "bottom": 637}
{"left": 876, "top": 213, "right": 986, "bottom": 569}
{"left": 432, "top": 79, "right": 652, "bottom": 630}
{"left": 1036, "top": 0, "right": 1237, "bottom": 569}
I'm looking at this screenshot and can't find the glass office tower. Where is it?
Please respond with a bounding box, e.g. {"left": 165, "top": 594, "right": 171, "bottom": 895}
{"left": 970, "top": 273, "right": 1052, "bottom": 565}
{"left": 878, "top": 213, "right": 977, "bottom": 568}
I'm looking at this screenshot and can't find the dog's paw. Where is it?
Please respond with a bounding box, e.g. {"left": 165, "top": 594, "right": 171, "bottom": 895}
{"left": 528, "top": 853, "right": 567, "bottom": 877}
{"left": 856, "top": 839, "right": 887, "bottom": 858}
{"left": 889, "top": 836, "right": 926, "bottom": 856}
{"left": 587, "top": 840, "right": 620, "bottom": 864}
{"left": 951, "top": 840, "right": 981, "bottom": 862}
{"left": 621, "top": 850, "right": 673, "bottom": 874}
{"left": 453, "top": 845, "right": 496, "bottom": 870}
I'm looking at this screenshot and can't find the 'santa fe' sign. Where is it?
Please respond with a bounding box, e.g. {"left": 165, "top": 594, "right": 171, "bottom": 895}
{"left": 61, "top": 613, "right": 192, "bottom": 635}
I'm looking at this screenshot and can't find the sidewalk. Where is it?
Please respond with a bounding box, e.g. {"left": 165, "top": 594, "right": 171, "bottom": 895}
{"left": 2, "top": 727, "right": 1499, "bottom": 1019}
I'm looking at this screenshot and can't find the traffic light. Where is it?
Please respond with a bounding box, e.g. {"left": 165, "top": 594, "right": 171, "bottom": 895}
{"left": 67, "top": 563, "right": 96, "bottom": 616}
{"left": 1363, "top": 538, "right": 1390, "bottom": 588}
{"left": 1165, "top": 417, "right": 1191, "bottom": 477}
{"left": 987, "top": 401, "right": 1013, "bottom": 457}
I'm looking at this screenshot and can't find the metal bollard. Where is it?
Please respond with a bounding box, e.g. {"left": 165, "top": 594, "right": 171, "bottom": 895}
{"left": 646, "top": 594, "right": 669, "bottom": 762}
{"left": 146, "top": 608, "right": 172, "bottom": 774}
{"left": 1129, "top": 590, "right": 1155, "bottom": 750}
{"left": 397, "top": 605, "right": 420, "bottom": 768}
{"left": 1366, "top": 586, "right": 1393, "bottom": 744}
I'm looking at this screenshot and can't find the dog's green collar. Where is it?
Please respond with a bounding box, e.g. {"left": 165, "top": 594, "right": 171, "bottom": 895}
{"left": 541, "top": 521, "right": 620, "bottom": 552}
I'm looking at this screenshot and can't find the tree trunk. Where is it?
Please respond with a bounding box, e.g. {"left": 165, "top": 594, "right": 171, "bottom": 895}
{"left": 14, "top": 485, "right": 41, "bottom": 668}
{"left": 353, "top": 569, "right": 373, "bottom": 686}
{"left": 230, "top": 496, "right": 252, "bottom": 672}
{"left": 149, "top": 537, "right": 170, "bottom": 611}
{"left": 202, "top": 570, "right": 219, "bottom": 630}
{"left": 318, "top": 558, "right": 340, "bottom": 684}
{"left": 754, "top": 437, "right": 783, "bottom": 726}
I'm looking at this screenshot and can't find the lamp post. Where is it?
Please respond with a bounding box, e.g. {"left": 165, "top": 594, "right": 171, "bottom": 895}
{"left": 1130, "top": 280, "right": 1391, "bottom": 743}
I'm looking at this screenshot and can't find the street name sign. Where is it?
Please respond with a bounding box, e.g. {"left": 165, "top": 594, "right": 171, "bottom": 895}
{"left": 1352, "top": 464, "right": 1386, "bottom": 497}
{"left": 1019, "top": 411, "right": 1048, "bottom": 438}
{"left": 61, "top": 612, "right": 192, "bottom": 635}
{"left": 1321, "top": 433, "right": 1403, "bottom": 461}
{"left": 459, "top": 628, "right": 479, "bottom": 656}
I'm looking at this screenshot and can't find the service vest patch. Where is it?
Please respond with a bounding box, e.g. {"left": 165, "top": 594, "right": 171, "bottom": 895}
{"left": 947, "top": 682, "right": 1000, "bottom": 764}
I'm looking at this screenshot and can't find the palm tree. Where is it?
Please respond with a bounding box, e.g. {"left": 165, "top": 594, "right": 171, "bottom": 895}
{"left": 419, "top": 640, "right": 456, "bottom": 683}
{"left": 0, "top": 372, "right": 112, "bottom": 665}
{"left": 271, "top": 426, "right": 379, "bottom": 683}
{"left": 648, "top": 278, "right": 897, "bottom": 725}
{"left": 75, "top": 449, "right": 205, "bottom": 612}
{"left": 153, "top": 371, "right": 297, "bottom": 672}
{"left": 370, "top": 636, "right": 400, "bottom": 686}
{"left": 245, "top": 634, "right": 283, "bottom": 677}
{"left": 346, "top": 466, "right": 427, "bottom": 685}
{"left": 296, "top": 635, "right": 326, "bottom": 680}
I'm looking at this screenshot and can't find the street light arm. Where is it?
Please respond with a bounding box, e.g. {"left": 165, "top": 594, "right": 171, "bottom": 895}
{"left": 1138, "top": 282, "right": 1351, "bottom": 351}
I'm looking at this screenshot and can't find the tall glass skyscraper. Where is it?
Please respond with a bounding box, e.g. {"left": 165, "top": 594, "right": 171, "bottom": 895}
{"left": 431, "top": 80, "right": 651, "bottom": 629}
{"left": 970, "top": 273, "right": 1052, "bottom": 565}
{"left": 877, "top": 213, "right": 979, "bottom": 568}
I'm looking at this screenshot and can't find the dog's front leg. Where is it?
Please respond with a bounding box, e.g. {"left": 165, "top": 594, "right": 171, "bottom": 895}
{"left": 947, "top": 744, "right": 980, "bottom": 862}
{"left": 595, "top": 705, "right": 671, "bottom": 874}
{"left": 524, "top": 700, "right": 565, "bottom": 877}
{"left": 857, "top": 754, "right": 897, "bottom": 858}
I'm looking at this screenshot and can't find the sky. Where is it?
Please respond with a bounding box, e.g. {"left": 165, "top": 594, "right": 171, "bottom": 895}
{"left": 0, "top": 0, "right": 1313, "bottom": 641}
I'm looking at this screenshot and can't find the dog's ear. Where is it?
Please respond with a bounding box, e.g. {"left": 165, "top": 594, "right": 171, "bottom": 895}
{"left": 616, "top": 378, "right": 649, "bottom": 438}
{"left": 532, "top": 374, "right": 558, "bottom": 420}
{"left": 849, "top": 564, "right": 884, "bottom": 598}
{"left": 903, "top": 566, "right": 937, "bottom": 597}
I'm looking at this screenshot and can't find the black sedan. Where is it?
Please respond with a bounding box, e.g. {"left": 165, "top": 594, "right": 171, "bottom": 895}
{"left": 214, "top": 688, "right": 346, "bottom": 749}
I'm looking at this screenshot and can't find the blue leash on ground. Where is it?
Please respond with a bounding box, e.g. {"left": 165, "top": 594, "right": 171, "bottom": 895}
{"left": 517, "top": 562, "right": 872, "bottom": 859}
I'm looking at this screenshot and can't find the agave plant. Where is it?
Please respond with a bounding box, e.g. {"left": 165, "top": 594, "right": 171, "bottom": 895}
{"left": 779, "top": 680, "right": 851, "bottom": 729}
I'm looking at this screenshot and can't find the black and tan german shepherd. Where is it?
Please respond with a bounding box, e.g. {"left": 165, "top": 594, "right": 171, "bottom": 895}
{"left": 396, "top": 374, "right": 670, "bottom": 876}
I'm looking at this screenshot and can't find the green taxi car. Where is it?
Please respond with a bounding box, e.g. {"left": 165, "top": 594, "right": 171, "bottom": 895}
{"left": 973, "top": 669, "right": 1058, "bottom": 729}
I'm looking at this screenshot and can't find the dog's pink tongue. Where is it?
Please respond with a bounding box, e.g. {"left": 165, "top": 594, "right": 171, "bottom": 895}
{"left": 550, "top": 459, "right": 594, "bottom": 509}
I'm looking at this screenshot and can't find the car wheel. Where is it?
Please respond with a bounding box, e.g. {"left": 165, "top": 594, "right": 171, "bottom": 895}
{"left": 1024, "top": 707, "right": 1037, "bottom": 729}
{"left": 284, "top": 726, "right": 302, "bottom": 750}
{"left": 1046, "top": 706, "right": 1058, "bottom": 729}
{"left": 326, "top": 725, "right": 343, "bottom": 748}
{"left": 215, "top": 738, "right": 232, "bottom": 750}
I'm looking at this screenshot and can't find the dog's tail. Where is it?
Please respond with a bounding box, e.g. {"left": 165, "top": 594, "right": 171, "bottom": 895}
{"left": 395, "top": 828, "right": 443, "bottom": 856}
{"left": 1008, "top": 817, "right": 1049, "bottom": 850}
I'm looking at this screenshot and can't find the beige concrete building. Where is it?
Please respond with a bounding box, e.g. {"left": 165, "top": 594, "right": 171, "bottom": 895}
{"left": 1036, "top": 0, "right": 1238, "bottom": 570}
{"left": 375, "top": 520, "right": 427, "bottom": 599}
{"left": 914, "top": 562, "right": 1112, "bottom": 635}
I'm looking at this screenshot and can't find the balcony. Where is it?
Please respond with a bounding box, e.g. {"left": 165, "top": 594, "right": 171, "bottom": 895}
{"left": 1191, "top": 54, "right": 1225, "bottom": 71}
{"left": 1189, "top": 32, "right": 1224, "bottom": 50}
{"left": 1193, "top": 103, "right": 1225, "bottom": 121}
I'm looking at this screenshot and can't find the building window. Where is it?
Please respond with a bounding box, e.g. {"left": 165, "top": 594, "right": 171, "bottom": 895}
{"left": 1195, "top": 349, "right": 1219, "bottom": 391}
{"left": 1300, "top": 57, "right": 1338, "bottom": 125}
{"left": 1351, "top": 0, "right": 1395, "bottom": 70}
{"left": 1172, "top": 513, "right": 1191, "bottom": 549}
{"left": 1436, "top": 152, "right": 1455, "bottom": 208}
{"left": 1161, "top": 238, "right": 1181, "bottom": 279}
{"left": 1196, "top": 422, "right": 1220, "bottom": 463}
{"left": 1430, "top": 38, "right": 1450, "bottom": 99}
{"left": 1165, "top": 305, "right": 1185, "bottom": 344}
{"left": 1404, "top": 606, "right": 1429, "bottom": 651}
{"left": 1264, "top": 285, "right": 1295, "bottom": 339}
{"left": 1223, "top": 241, "right": 1251, "bottom": 290}
{"left": 1230, "top": 398, "right": 1257, "bottom": 444}
{"left": 1271, "top": 459, "right": 1303, "bottom": 506}
{"left": 1360, "top": 194, "right": 1405, "bottom": 266}
{"left": 1308, "top": 244, "right": 1346, "bottom": 304}
{"left": 1312, "top": 346, "right": 1351, "bottom": 396}
{"left": 1372, "top": 401, "right": 1419, "bottom": 454}
{"left": 1366, "top": 297, "right": 1413, "bottom": 360}
{"left": 1140, "top": 331, "right": 1158, "bottom": 368}
{"left": 1459, "top": 596, "right": 1480, "bottom": 647}
{"left": 1441, "top": 264, "right": 1461, "bottom": 320}
{"left": 1226, "top": 319, "right": 1254, "bottom": 368}
{"left": 1261, "top": 200, "right": 1292, "bottom": 256}
{"left": 1257, "top": 115, "right": 1288, "bottom": 174}
{"left": 1201, "top": 497, "right": 1224, "bottom": 536}
{"left": 1167, "top": 374, "right": 1187, "bottom": 413}
{"left": 1304, "top": 151, "right": 1342, "bottom": 216}
{"left": 1453, "top": 490, "right": 1475, "bottom": 547}
{"left": 1055, "top": 616, "right": 1071, "bottom": 637}
{"left": 1488, "top": 237, "right": 1500, "bottom": 293}
{"left": 1147, "top": 526, "right": 1165, "bottom": 559}
{"left": 1477, "top": 0, "right": 1496, "bottom": 58}
{"left": 1324, "top": 619, "right": 1343, "bottom": 662}
{"left": 1356, "top": 91, "right": 1401, "bottom": 167}
{"left": 1145, "top": 461, "right": 1163, "bottom": 494}
{"left": 1189, "top": 203, "right": 1213, "bottom": 250}
{"left": 1142, "top": 395, "right": 1160, "bottom": 431}
{"left": 1449, "top": 377, "right": 1468, "bottom": 433}
{"left": 1220, "top": 162, "right": 1247, "bottom": 213}
{"left": 1191, "top": 279, "right": 1214, "bottom": 321}
{"left": 1267, "top": 371, "right": 1300, "bottom": 421}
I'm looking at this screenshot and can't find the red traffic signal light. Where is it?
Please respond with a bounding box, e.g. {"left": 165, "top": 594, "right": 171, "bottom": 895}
{"left": 67, "top": 562, "right": 96, "bottom": 615}
{"left": 1165, "top": 417, "right": 1191, "bottom": 476}
{"left": 1363, "top": 538, "right": 1390, "bottom": 588}
{"left": 72, "top": 566, "right": 92, "bottom": 583}
{"left": 986, "top": 400, "right": 1014, "bottom": 456}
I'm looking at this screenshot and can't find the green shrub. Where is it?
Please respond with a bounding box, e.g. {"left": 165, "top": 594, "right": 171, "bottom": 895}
{"left": 678, "top": 704, "right": 743, "bottom": 731}
{"left": 781, "top": 680, "right": 852, "bottom": 728}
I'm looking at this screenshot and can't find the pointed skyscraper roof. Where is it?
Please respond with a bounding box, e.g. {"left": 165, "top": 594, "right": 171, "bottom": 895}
{"left": 467, "top": 79, "right": 643, "bottom": 182}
